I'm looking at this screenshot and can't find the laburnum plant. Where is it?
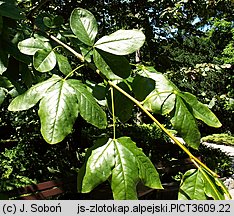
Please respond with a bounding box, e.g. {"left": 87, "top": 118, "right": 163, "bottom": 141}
{"left": 6, "top": 7, "right": 231, "bottom": 200}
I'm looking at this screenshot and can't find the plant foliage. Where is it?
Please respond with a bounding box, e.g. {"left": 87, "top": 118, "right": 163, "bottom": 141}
{"left": 0, "top": 2, "right": 232, "bottom": 200}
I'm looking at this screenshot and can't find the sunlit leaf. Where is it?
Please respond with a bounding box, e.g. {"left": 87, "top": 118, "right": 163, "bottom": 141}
{"left": 79, "top": 138, "right": 115, "bottom": 192}
{"left": 179, "top": 169, "right": 207, "bottom": 200}
{"left": 138, "top": 67, "right": 176, "bottom": 115}
{"left": 38, "top": 80, "right": 79, "bottom": 144}
{"left": 56, "top": 53, "right": 72, "bottom": 75}
{"left": 178, "top": 92, "right": 222, "bottom": 128}
{"left": 79, "top": 137, "right": 162, "bottom": 200}
{"left": 18, "top": 38, "right": 52, "bottom": 55}
{"left": 8, "top": 75, "right": 61, "bottom": 111}
{"left": 67, "top": 79, "right": 107, "bottom": 129}
{"left": 70, "top": 8, "right": 98, "bottom": 46}
{"left": 33, "top": 49, "right": 57, "bottom": 72}
{"left": 171, "top": 96, "right": 201, "bottom": 149}
{"left": 94, "top": 29, "right": 145, "bottom": 55}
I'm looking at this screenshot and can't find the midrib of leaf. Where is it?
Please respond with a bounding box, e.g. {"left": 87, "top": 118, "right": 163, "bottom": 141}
{"left": 39, "top": 50, "right": 53, "bottom": 66}
{"left": 95, "top": 139, "right": 114, "bottom": 170}
{"left": 51, "top": 81, "right": 64, "bottom": 141}
{"left": 113, "top": 140, "right": 128, "bottom": 197}
{"left": 96, "top": 37, "right": 135, "bottom": 45}
{"left": 193, "top": 171, "right": 203, "bottom": 198}
{"left": 199, "top": 168, "right": 222, "bottom": 200}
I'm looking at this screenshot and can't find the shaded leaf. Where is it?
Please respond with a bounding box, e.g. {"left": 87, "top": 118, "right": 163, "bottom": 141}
{"left": 201, "top": 169, "right": 225, "bottom": 200}
{"left": 94, "top": 29, "right": 145, "bottom": 55}
{"left": 178, "top": 92, "right": 222, "bottom": 128}
{"left": 111, "top": 138, "right": 139, "bottom": 200}
{"left": 132, "top": 75, "right": 155, "bottom": 101}
{"left": 8, "top": 75, "right": 61, "bottom": 111}
{"left": 171, "top": 96, "right": 201, "bottom": 149}
{"left": 20, "top": 63, "right": 33, "bottom": 88}
{"left": 56, "top": 53, "right": 72, "bottom": 75}
{"left": 0, "top": 87, "right": 5, "bottom": 105}
{"left": 18, "top": 38, "right": 52, "bottom": 55}
{"left": 93, "top": 49, "right": 131, "bottom": 80}
{"left": 0, "top": 1, "right": 24, "bottom": 19}
{"left": 70, "top": 8, "right": 98, "bottom": 46}
{"left": 38, "top": 80, "right": 79, "bottom": 144}
{"left": 5, "top": 41, "right": 31, "bottom": 64}
{"left": 80, "top": 138, "right": 115, "bottom": 193}
{"left": 0, "top": 48, "right": 8, "bottom": 75}
{"left": 79, "top": 137, "right": 162, "bottom": 200}
{"left": 0, "top": 76, "right": 13, "bottom": 88}
{"left": 179, "top": 169, "right": 207, "bottom": 200}
{"left": 67, "top": 79, "right": 107, "bottom": 129}
{"left": 118, "top": 137, "right": 162, "bottom": 189}
{"left": 33, "top": 49, "right": 57, "bottom": 72}
{"left": 107, "top": 82, "right": 134, "bottom": 123}
{"left": 139, "top": 67, "right": 176, "bottom": 115}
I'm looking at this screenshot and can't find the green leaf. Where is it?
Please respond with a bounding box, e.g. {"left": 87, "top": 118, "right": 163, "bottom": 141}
{"left": 33, "top": 49, "right": 57, "bottom": 72}
{"left": 5, "top": 41, "right": 31, "bottom": 64}
{"left": 70, "top": 8, "right": 98, "bottom": 46}
{"left": 107, "top": 82, "right": 134, "bottom": 123}
{"left": 79, "top": 138, "right": 115, "bottom": 193}
{"left": 0, "top": 1, "right": 24, "bottom": 19}
{"left": 94, "top": 29, "right": 145, "bottom": 55}
{"left": 66, "top": 79, "right": 107, "bottom": 129}
{"left": 38, "top": 80, "right": 79, "bottom": 144}
{"left": 132, "top": 75, "right": 155, "bottom": 101}
{"left": 0, "top": 48, "right": 8, "bottom": 75}
{"left": 201, "top": 169, "right": 225, "bottom": 200}
{"left": 178, "top": 92, "right": 222, "bottom": 128}
{"left": 56, "top": 53, "right": 72, "bottom": 75}
{"left": 138, "top": 68, "right": 176, "bottom": 115}
{"left": 118, "top": 137, "right": 162, "bottom": 189}
{"left": 0, "top": 87, "right": 5, "bottom": 105}
{"left": 79, "top": 137, "right": 162, "bottom": 200}
{"left": 43, "top": 17, "right": 53, "bottom": 28}
{"left": 93, "top": 49, "right": 131, "bottom": 80}
{"left": 8, "top": 75, "right": 61, "bottom": 111}
{"left": 179, "top": 169, "right": 207, "bottom": 200}
{"left": 171, "top": 96, "right": 201, "bottom": 149}
{"left": 111, "top": 138, "right": 139, "bottom": 200}
{"left": 0, "top": 76, "right": 13, "bottom": 88}
{"left": 20, "top": 63, "right": 33, "bottom": 88}
{"left": 18, "top": 38, "right": 52, "bottom": 55}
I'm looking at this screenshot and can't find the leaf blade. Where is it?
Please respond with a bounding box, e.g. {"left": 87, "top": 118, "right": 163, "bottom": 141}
{"left": 80, "top": 138, "right": 115, "bottom": 193}
{"left": 56, "top": 53, "right": 72, "bottom": 75}
{"left": 8, "top": 75, "right": 61, "bottom": 111}
{"left": 67, "top": 79, "right": 107, "bottom": 129}
{"left": 70, "top": 8, "right": 98, "bottom": 46}
{"left": 94, "top": 29, "right": 145, "bottom": 55}
{"left": 171, "top": 96, "right": 201, "bottom": 149}
{"left": 18, "top": 38, "right": 52, "bottom": 55}
{"left": 93, "top": 49, "right": 131, "bottom": 80}
{"left": 179, "top": 169, "right": 207, "bottom": 200}
{"left": 33, "top": 49, "right": 57, "bottom": 72}
{"left": 38, "top": 80, "right": 79, "bottom": 144}
{"left": 178, "top": 92, "right": 222, "bottom": 128}
{"left": 111, "top": 138, "right": 139, "bottom": 200}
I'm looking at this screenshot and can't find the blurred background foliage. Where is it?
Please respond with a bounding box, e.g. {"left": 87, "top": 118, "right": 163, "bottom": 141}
{"left": 0, "top": 0, "right": 233, "bottom": 191}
